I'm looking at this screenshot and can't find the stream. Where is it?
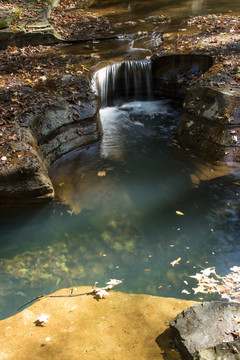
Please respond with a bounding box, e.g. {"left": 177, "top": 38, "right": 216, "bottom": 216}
{"left": 0, "top": 0, "right": 239, "bottom": 320}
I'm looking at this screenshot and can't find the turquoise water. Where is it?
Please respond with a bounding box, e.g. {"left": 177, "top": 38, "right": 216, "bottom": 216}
{"left": 1, "top": 99, "right": 240, "bottom": 319}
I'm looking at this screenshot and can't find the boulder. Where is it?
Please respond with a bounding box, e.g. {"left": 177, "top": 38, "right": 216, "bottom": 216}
{"left": 170, "top": 301, "right": 240, "bottom": 360}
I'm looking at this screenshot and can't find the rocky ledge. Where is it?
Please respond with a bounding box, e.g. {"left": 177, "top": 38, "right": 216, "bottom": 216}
{"left": 0, "top": 45, "right": 102, "bottom": 206}
{"left": 0, "top": 0, "right": 62, "bottom": 50}
{"left": 153, "top": 14, "right": 240, "bottom": 166}
{"left": 0, "top": 286, "right": 196, "bottom": 360}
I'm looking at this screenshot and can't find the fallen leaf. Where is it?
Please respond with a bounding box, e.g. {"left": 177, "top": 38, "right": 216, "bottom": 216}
{"left": 95, "top": 289, "right": 109, "bottom": 298}
{"left": 176, "top": 210, "right": 184, "bottom": 216}
{"left": 170, "top": 257, "right": 182, "bottom": 267}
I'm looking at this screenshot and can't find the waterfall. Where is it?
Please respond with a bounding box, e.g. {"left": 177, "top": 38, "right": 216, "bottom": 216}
{"left": 94, "top": 60, "right": 153, "bottom": 107}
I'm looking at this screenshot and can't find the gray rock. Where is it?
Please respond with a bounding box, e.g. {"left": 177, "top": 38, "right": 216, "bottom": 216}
{"left": 194, "top": 339, "right": 240, "bottom": 359}
{"left": 178, "top": 78, "right": 240, "bottom": 163}
{"left": 151, "top": 54, "right": 213, "bottom": 99}
{"left": 170, "top": 302, "right": 240, "bottom": 360}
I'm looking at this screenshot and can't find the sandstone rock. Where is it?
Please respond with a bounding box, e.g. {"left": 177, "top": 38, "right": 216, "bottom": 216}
{"left": 0, "top": 287, "right": 196, "bottom": 360}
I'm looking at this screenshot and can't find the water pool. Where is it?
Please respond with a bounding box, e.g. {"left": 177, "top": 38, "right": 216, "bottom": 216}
{"left": 1, "top": 99, "right": 240, "bottom": 319}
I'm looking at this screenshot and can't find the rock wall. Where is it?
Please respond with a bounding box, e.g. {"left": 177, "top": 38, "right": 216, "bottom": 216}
{"left": 0, "top": 126, "right": 54, "bottom": 206}
{"left": 179, "top": 82, "right": 240, "bottom": 163}
{"left": 151, "top": 54, "right": 214, "bottom": 98}
{"left": 0, "top": 75, "right": 102, "bottom": 207}
{"left": 151, "top": 54, "right": 240, "bottom": 165}
{"left": 29, "top": 97, "right": 102, "bottom": 166}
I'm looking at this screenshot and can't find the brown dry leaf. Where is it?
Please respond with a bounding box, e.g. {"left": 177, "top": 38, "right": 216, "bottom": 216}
{"left": 97, "top": 171, "right": 106, "bottom": 177}
{"left": 34, "top": 319, "right": 45, "bottom": 327}
{"left": 232, "top": 345, "right": 239, "bottom": 354}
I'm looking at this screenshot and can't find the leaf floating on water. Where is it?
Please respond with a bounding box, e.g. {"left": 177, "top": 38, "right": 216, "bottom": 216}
{"left": 106, "top": 279, "right": 122, "bottom": 287}
{"left": 97, "top": 171, "right": 106, "bottom": 177}
{"left": 176, "top": 210, "right": 184, "bottom": 216}
{"left": 191, "top": 265, "right": 240, "bottom": 301}
{"left": 170, "top": 257, "right": 181, "bottom": 267}
{"left": 182, "top": 289, "right": 191, "bottom": 295}
{"left": 201, "top": 267, "right": 216, "bottom": 277}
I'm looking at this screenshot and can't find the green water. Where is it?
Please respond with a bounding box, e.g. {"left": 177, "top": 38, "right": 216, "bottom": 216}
{"left": 1, "top": 100, "right": 240, "bottom": 319}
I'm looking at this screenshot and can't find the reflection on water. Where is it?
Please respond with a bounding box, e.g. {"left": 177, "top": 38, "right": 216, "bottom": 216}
{"left": 90, "top": 0, "right": 240, "bottom": 20}
{"left": 1, "top": 100, "right": 240, "bottom": 319}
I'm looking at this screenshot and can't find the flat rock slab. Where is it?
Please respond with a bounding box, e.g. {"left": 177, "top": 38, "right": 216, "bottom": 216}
{"left": 0, "top": 287, "right": 195, "bottom": 360}
{"left": 170, "top": 301, "right": 240, "bottom": 359}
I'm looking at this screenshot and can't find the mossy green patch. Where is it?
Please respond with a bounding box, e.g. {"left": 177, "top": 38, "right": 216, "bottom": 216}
{"left": 0, "top": 21, "right": 9, "bottom": 29}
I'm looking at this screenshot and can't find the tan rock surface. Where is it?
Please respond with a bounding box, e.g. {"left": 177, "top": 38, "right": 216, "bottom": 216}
{"left": 0, "top": 287, "right": 196, "bottom": 360}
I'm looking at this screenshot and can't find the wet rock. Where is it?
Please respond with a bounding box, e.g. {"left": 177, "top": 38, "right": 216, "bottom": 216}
{"left": 179, "top": 80, "right": 240, "bottom": 163}
{"left": 170, "top": 301, "right": 240, "bottom": 360}
{"left": 29, "top": 96, "right": 101, "bottom": 166}
{"left": 151, "top": 54, "right": 213, "bottom": 99}
{"left": 0, "top": 126, "right": 54, "bottom": 206}
{"left": 0, "top": 74, "right": 101, "bottom": 206}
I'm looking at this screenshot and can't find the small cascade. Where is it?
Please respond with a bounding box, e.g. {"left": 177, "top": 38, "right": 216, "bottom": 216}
{"left": 94, "top": 60, "right": 153, "bottom": 107}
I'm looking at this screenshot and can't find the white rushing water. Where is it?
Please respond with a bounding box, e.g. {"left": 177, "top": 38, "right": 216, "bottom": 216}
{"left": 94, "top": 60, "right": 153, "bottom": 107}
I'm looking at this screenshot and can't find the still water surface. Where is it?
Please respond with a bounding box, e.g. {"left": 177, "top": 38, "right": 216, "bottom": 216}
{"left": 1, "top": 100, "right": 240, "bottom": 319}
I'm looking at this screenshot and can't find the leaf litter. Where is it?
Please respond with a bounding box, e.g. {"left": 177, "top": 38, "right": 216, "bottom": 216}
{"left": 191, "top": 266, "right": 240, "bottom": 302}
